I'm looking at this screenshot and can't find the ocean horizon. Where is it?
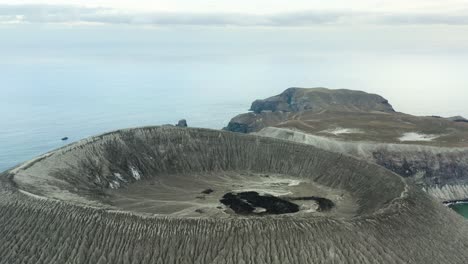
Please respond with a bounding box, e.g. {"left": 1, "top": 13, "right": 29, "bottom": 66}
{"left": 1, "top": 25, "right": 468, "bottom": 171}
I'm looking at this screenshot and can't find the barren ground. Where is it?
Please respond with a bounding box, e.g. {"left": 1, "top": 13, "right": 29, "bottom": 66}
{"left": 105, "top": 171, "right": 357, "bottom": 218}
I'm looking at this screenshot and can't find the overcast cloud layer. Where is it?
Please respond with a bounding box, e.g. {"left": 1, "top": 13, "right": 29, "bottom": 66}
{"left": 1, "top": 4, "right": 468, "bottom": 26}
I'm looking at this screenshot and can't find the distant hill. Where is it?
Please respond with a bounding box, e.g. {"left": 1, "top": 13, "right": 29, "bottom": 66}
{"left": 250, "top": 87, "right": 395, "bottom": 113}
{"left": 225, "top": 87, "right": 468, "bottom": 147}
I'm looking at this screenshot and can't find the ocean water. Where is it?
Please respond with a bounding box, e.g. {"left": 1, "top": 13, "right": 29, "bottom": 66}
{"left": 449, "top": 204, "right": 468, "bottom": 219}
{"left": 1, "top": 24, "right": 468, "bottom": 171}
{"left": 0, "top": 59, "right": 252, "bottom": 170}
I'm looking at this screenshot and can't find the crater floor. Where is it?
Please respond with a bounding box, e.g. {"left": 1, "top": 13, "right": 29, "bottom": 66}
{"left": 104, "top": 171, "right": 358, "bottom": 218}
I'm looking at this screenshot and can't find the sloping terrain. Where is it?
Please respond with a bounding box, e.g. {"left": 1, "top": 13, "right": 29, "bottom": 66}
{"left": 255, "top": 127, "right": 468, "bottom": 201}
{"left": 1, "top": 126, "right": 467, "bottom": 263}
{"left": 225, "top": 88, "right": 468, "bottom": 147}
{"left": 225, "top": 88, "right": 468, "bottom": 202}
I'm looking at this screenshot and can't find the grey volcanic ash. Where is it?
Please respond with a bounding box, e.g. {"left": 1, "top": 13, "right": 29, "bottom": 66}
{"left": 1, "top": 126, "right": 467, "bottom": 263}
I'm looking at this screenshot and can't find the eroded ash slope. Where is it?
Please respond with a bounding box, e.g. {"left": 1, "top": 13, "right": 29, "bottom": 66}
{"left": 0, "top": 127, "right": 467, "bottom": 263}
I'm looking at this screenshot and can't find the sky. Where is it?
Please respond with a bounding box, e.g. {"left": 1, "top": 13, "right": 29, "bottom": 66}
{"left": 1, "top": 0, "right": 467, "bottom": 13}
{"left": 1, "top": 0, "right": 468, "bottom": 170}
{"left": 1, "top": 0, "right": 468, "bottom": 26}
{"left": 0, "top": 0, "right": 467, "bottom": 116}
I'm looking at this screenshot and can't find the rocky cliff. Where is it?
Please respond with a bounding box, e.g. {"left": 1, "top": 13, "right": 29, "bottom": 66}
{"left": 226, "top": 88, "right": 395, "bottom": 133}
{"left": 250, "top": 87, "right": 395, "bottom": 113}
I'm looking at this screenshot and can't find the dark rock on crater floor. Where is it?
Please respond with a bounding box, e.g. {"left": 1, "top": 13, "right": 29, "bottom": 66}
{"left": 201, "top": 188, "right": 214, "bottom": 194}
{"left": 220, "top": 191, "right": 300, "bottom": 215}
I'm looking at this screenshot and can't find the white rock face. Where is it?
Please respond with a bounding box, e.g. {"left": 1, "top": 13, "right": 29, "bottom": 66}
{"left": 114, "top": 173, "right": 125, "bottom": 182}
{"left": 321, "top": 128, "right": 363, "bottom": 135}
{"left": 255, "top": 127, "right": 462, "bottom": 158}
{"left": 399, "top": 132, "right": 440, "bottom": 142}
{"left": 130, "top": 166, "right": 141, "bottom": 180}
{"left": 424, "top": 185, "right": 468, "bottom": 201}
{"left": 109, "top": 181, "right": 120, "bottom": 189}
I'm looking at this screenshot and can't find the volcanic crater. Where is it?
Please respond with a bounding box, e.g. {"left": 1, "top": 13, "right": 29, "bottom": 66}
{"left": 1, "top": 126, "right": 467, "bottom": 264}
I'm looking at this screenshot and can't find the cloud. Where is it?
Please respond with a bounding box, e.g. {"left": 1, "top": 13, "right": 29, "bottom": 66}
{"left": 1, "top": 4, "right": 468, "bottom": 26}
{"left": 379, "top": 13, "right": 468, "bottom": 25}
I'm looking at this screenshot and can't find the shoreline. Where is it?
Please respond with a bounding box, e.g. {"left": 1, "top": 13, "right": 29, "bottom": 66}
{"left": 443, "top": 199, "right": 468, "bottom": 206}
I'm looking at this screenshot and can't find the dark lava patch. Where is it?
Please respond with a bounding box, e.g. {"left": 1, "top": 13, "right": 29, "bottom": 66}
{"left": 220, "top": 191, "right": 299, "bottom": 215}
{"left": 220, "top": 192, "right": 336, "bottom": 215}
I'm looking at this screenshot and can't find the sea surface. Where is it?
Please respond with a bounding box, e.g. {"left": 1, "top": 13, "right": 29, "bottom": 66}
{"left": 1, "top": 24, "right": 468, "bottom": 174}
{"left": 449, "top": 203, "right": 468, "bottom": 219}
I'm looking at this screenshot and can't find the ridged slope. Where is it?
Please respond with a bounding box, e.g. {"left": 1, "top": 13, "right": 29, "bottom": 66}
{"left": 1, "top": 127, "right": 467, "bottom": 264}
